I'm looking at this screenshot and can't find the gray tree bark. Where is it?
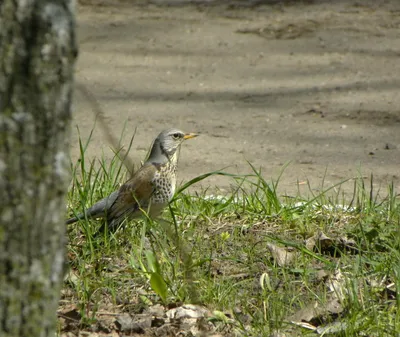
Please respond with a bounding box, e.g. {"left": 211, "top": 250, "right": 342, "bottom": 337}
{"left": 0, "top": 0, "right": 77, "bottom": 336}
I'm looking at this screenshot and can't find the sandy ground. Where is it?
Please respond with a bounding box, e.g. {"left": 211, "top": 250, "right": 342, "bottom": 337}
{"left": 72, "top": 0, "right": 400, "bottom": 198}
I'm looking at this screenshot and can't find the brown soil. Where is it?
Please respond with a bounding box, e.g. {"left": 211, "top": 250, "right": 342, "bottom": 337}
{"left": 72, "top": 0, "right": 400, "bottom": 198}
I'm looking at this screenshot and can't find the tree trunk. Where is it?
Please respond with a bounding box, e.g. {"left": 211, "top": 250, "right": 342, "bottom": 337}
{"left": 0, "top": 0, "right": 77, "bottom": 336}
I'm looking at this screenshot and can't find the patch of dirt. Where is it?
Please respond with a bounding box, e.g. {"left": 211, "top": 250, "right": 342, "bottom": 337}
{"left": 72, "top": 0, "right": 400, "bottom": 198}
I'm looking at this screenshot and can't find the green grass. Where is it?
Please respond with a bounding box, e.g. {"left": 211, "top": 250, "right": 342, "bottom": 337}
{"left": 63, "top": 132, "right": 400, "bottom": 336}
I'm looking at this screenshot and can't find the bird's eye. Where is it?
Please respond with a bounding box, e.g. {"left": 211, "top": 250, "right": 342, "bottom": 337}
{"left": 172, "top": 133, "right": 182, "bottom": 140}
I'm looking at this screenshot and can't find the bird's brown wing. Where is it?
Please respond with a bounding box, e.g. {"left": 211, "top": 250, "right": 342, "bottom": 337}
{"left": 106, "top": 163, "right": 158, "bottom": 228}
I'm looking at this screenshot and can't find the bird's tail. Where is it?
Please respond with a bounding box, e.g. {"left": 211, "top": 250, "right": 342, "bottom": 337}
{"left": 65, "top": 191, "right": 118, "bottom": 225}
{"left": 65, "top": 207, "right": 102, "bottom": 225}
{"left": 65, "top": 214, "right": 83, "bottom": 225}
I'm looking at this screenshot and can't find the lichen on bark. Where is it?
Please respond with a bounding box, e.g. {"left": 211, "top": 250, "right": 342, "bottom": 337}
{"left": 0, "top": 0, "right": 77, "bottom": 336}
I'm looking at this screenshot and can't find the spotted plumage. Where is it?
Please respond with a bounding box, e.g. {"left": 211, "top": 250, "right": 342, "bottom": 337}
{"left": 66, "top": 128, "right": 198, "bottom": 232}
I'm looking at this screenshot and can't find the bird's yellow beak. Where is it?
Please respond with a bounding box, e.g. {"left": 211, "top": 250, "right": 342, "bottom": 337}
{"left": 183, "top": 133, "right": 198, "bottom": 140}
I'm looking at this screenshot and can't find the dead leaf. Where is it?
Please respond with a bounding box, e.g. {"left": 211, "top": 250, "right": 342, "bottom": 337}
{"left": 146, "top": 303, "right": 165, "bottom": 318}
{"left": 326, "top": 269, "right": 348, "bottom": 301}
{"left": 60, "top": 332, "right": 77, "bottom": 337}
{"left": 58, "top": 304, "right": 81, "bottom": 322}
{"left": 305, "top": 235, "right": 317, "bottom": 251}
{"left": 166, "top": 304, "right": 209, "bottom": 320}
{"left": 267, "top": 243, "right": 297, "bottom": 267}
{"left": 289, "top": 321, "right": 317, "bottom": 331}
{"left": 288, "top": 297, "right": 344, "bottom": 326}
{"left": 315, "top": 269, "right": 330, "bottom": 282}
{"left": 305, "top": 231, "right": 338, "bottom": 255}
{"left": 155, "top": 323, "right": 179, "bottom": 337}
{"left": 95, "top": 314, "right": 115, "bottom": 333}
{"left": 325, "top": 297, "right": 344, "bottom": 315}
{"left": 78, "top": 332, "right": 98, "bottom": 337}
{"left": 316, "top": 232, "right": 334, "bottom": 251}
{"left": 115, "top": 313, "right": 152, "bottom": 333}
{"left": 316, "top": 321, "right": 348, "bottom": 335}
{"left": 288, "top": 301, "right": 319, "bottom": 324}
{"left": 338, "top": 235, "right": 358, "bottom": 253}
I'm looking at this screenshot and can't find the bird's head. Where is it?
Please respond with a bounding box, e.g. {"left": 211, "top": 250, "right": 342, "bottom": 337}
{"left": 147, "top": 128, "right": 198, "bottom": 164}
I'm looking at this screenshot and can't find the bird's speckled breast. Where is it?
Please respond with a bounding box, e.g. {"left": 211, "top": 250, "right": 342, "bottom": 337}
{"left": 151, "top": 165, "right": 177, "bottom": 204}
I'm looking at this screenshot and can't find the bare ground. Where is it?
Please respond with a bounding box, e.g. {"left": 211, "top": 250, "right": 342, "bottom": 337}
{"left": 72, "top": 0, "right": 400, "bottom": 197}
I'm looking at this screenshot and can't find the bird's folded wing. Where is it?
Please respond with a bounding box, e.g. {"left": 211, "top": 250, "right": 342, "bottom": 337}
{"left": 107, "top": 163, "right": 158, "bottom": 222}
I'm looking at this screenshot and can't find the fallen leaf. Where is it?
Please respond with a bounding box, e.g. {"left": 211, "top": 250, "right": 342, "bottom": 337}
{"left": 288, "top": 297, "right": 344, "bottom": 326}
{"left": 166, "top": 304, "right": 209, "bottom": 320}
{"left": 315, "top": 269, "right": 330, "bottom": 282}
{"left": 60, "top": 332, "right": 77, "bottom": 337}
{"left": 146, "top": 303, "right": 165, "bottom": 318}
{"left": 267, "top": 243, "right": 297, "bottom": 266}
{"left": 326, "top": 269, "right": 348, "bottom": 301}
{"left": 115, "top": 313, "right": 152, "bottom": 333}
{"left": 316, "top": 321, "right": 348, "bottom": 335}
{"left": 58, "top": 304, "right": 81, "bottom": 322}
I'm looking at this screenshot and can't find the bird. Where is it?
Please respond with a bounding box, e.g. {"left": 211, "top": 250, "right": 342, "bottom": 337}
{"left": 66, "top": 128, "right": 198, "bottom": 232}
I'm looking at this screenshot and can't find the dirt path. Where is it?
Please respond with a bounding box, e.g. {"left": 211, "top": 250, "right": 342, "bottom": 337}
{"left": 72, "top": 0, "right": 400, "bottom": 197}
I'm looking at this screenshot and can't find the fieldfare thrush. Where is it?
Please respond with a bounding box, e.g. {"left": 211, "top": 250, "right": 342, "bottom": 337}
{"left": 66, "top": 128, "right": 198, "bottom": 232}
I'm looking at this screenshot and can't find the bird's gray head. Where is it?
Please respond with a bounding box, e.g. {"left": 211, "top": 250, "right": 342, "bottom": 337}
{"left": 147, "top": 128, "right": 198, "bottom": 164}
